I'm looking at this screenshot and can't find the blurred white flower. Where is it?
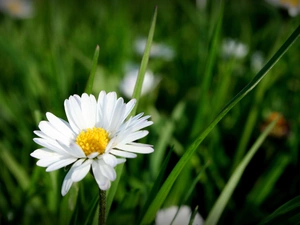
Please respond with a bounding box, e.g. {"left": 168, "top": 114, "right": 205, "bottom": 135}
{"left": 31, "top": 91, "right": 154, "bottom": 196}
{"left": 134, "top": 37, "right": 175, "bottom": 60}
{"left": 196, "top": 0, "right": 207, "bottom": 9}
{"left": 251, "top": 51, "right": 265, "bottom": 73}
{"left": 0, "top": 0, "right": 34, "bottom": 19}
{"left": 221, "top": 38, "right": 249, "bottom": 59}
{"left": 155, "top": 205, "right": 204, "bottom": 225}
{"left": 120, "top": 67, "right": 160, "bottom": 98}
{"left": 266, "top": 0, "right": 300, "bottom": 17}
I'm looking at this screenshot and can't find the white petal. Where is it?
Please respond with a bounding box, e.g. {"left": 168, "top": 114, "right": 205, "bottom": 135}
{"left": 118, "top": 131, "right": 149, "bottom": 144}
{"left": 33, "top": 138, "right": 67, "bottom": 155}
{"left": 34, "top": 130, "right": 50, "bottom": 139}
{"left": 96, "top": 91, "right": 107, "bottom": 128}
{"left": 61, "top": 173, "right": 73, "bottom": 196}
{"left": 103, "top": 92, "right": 117, "bottom": 130}
{"left": 64, "top": 95, "right": 86, "bottom": 132}
{"left": 81, "top": 94, "right": 97, "bottom": 128}
{"left": 36, "top": 155, "right": 63, "bottom": 167}
{"left": 115, "top": 143, "right": 154, "bottom": 154}
{"left": 92, "top": 160, "right": 108, "bottom": 187}
{"left": 38, "top": 121, "right": 68, "bottom": 143}
{"left": 46, "top": 112, "right": 76, "bottom": 140}
{"left": 109, "top": 149, "right": 137, "bottom": 158}
{"left": 30, "top": 148, "right": 57, "bottom": 159}
{"left": 56, "top": 140, "right": 85, "bottom": 158}
{"left": 123, "top": 99, "right": 136, "bottom": 120}
{"left": 71, "top": 159, "right": 92, "bottom": 182}
{"left": 70, "top": 95, "right": 86, "bottom": 130}
{"left": 116, "top": 158, "right": 126, "bottom": 164}
{"left": 87, "top": 152, "right": 99, "bottom": 158}
{"left": 102, "top": 154, "right": 118, "bottom": 167}
{"left": 99, "top": 161, "right": 116, "bottom": 181}
{"left": 46, "top": 157, "right": 78, "bottom": 172}
{"left": 107, "top": 98, "right": 126, "bottom": 134}
{"left": 100, "top": 180, "right": 111, "bottom": 190}
{"left": 64, "top": 98, "right": 80, "bottom": 133}
{"left": 61, "top": 159, "right": 84, "bottom": 196}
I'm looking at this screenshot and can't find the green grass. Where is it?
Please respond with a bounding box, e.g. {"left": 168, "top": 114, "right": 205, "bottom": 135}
{"left": 0, "top": 0, "right": 300, "bottom": 225}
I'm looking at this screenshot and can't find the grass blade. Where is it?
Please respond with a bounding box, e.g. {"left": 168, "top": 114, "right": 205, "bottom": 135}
{"left": 130, "top": 6, "right": 157, "bottom": 116}
{"left": 259, "top": 195, "right": 300, "bottom": 225}
{"left": 139, "top": 24, "right": 300, "bottom": 225}
{"left": 106, "top": 6, "right": 157, "bottom": 219}
{"left": 0, "top": 144, "right": 30, "bottom": 191}
{"left": 106, "top": 163, "right": 124, "bottom": 218}
{"left": 85, "top": 45, "right": 100, "bottom": 94}
{"left": 204, "top": 116, "right": 279, "bottom": 225}
{"left": 138, "top": 148, "right": 173, "bottom": 224}
{"left": 246, "top": 153, "right": 290, "bottom": 207}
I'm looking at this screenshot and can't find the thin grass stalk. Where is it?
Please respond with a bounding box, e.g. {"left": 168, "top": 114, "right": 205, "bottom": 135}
{"left": 204, "top": 115, "right": 279, "bottom": 225}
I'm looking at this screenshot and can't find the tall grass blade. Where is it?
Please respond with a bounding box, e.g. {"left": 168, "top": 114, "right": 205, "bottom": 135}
{"left": 258, "top": 195, "right": 300, "bottom": 225}
{"left": 191, "top": 1, "right": 223, "bottom": 138}
{"left": 246, "top": 153, "right": 290, "bottom": 207}
{"left": 204, "top": 116, "right": 279, "bottom": 225}
{"left": 138, "top": 148, "right": 173, "bottom": 223}
{"left": 0, "top": 144, "right": 29, "bottom": 190}
{"left": 85, "top": 45, "right": 100, "bottom": 94}
{"left": 139, "top": 25, "right": 300, "bottom": 225}
{"left": 130, "top": 6, "right": 157, "bottom": 116}
{"left": 106, "top": 6, "right": 157, "bottom": 219}
{"left": 83, "top": 192, "right": 99, "bottom": 225}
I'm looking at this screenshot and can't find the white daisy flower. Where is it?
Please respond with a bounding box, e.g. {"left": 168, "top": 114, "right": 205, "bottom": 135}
{"left": 251, "top": 51, "right": 265, "bottom": 73}
{"left": 0, "top": 0, "right": 34, "bottom": 19}
{"left": 134, "top": 37, "right": 175, "bottom": 61}
{"left": 266, "top": 0, "right": 300, "bottom": 17}
{"left": 120, "top": 67, "right": 160, "bottom": 99}
{"left": 155, "top": 205, "right": 204, "bottom": 225}
{"left": 31, "top": 91, "right": 154, "bottom": 196}
{"left": 221, "top": 38, "right": 248, "bottom": 59}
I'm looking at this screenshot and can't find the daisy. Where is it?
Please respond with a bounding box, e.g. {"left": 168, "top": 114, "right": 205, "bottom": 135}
{"left": 155, "top": 205, "right": 204, "bottom": 225}
{"left": 31, "top": 91, "right": 154, "bottom": 196}
{"left": 221, "top": 38, "right": 248, "bottom": 59}
{"left": 119, "top": 66, "right": 160, "bottom": 98}
{"left": 266, "top": 0, "right": 300, "bottom": 17}
{"left": 134, "top": 37, "right": 175, "bottom": 61}
{"left": 0, "top": 0, "right": 34, "bottom": 19}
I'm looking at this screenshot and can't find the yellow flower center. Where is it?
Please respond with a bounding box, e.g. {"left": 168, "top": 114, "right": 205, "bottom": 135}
{"left": 76, "top": 127, "right": 109, "bottom": 156}
{"left": 7, "top": 3, "right": 22, "bottom": 14}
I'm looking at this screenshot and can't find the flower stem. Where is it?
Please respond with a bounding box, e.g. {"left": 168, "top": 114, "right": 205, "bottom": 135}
{"left": 99, "top": 189, "right": 106, "bottom": 225}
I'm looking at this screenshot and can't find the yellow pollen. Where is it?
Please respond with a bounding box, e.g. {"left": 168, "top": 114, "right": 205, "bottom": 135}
{"left": 76, "top": 127, "right": 109, "bottom": 156}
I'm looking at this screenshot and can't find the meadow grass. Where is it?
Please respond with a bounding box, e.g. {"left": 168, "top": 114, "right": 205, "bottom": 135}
{"left": 0, "top": 0, "right": 300, "bottom": 224}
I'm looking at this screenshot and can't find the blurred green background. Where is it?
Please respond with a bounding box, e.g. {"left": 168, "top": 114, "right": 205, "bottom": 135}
{"left": 0, "top": 0, "right": 300, "bottom": 224}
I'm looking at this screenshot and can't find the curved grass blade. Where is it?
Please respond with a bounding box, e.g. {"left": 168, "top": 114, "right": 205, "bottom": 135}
{"left": 246, "top": 153, "right": 290, "bottom": 207}
{"left": 83, "top": 192, "right": 99, "bottom": 225}
{"left": 204, "top": 116, "right": 279, "bottom": 225}
{"left": 85, "top": 45, "right": 100, "bottom": 94}
{"left": 150, "top": 101, "right": 185, "bottom": 177}
{"left": 0, "top": 144, "right": 30, "bottom": 191}
{"left": 139, "top": 25, "right": 300, "bottom": 225}
{"left": 258, "top": 195, "right": 300, "bottom": 225}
